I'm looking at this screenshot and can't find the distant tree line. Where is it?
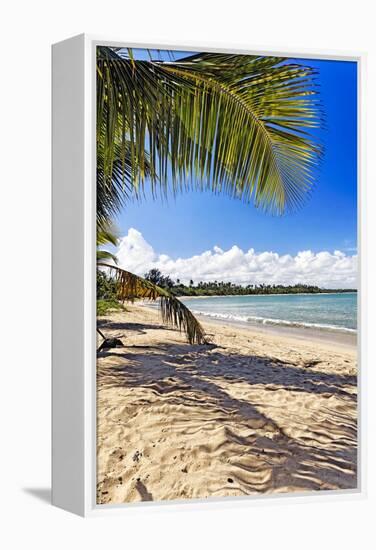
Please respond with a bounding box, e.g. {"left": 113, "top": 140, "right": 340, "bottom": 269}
{"left": 144, "top": 269, "right": 356, "bottom": 297}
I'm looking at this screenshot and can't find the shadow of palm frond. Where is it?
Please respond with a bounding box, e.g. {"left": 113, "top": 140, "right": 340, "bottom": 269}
{"left": 98, "top": 340, "right": 357, "bottom": 493}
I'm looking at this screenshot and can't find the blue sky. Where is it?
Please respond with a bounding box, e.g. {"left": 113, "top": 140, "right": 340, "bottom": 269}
{"left": 115, "top": 52, "right": 357, "bottom": 259}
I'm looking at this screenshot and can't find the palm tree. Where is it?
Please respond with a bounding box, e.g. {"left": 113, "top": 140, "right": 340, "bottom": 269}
{"left": 96, "top": 225, "right": 206, "bottom": 345}
{"left": 96, "top": 47, "right": 322, "bottom": 344}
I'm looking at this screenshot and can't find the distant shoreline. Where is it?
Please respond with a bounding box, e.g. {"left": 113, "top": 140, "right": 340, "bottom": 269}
{"left": 179, "top": 293, "right": 357, "bottom": 342}
{"left": 140, "top": 302, "right": 357, "bottom": 349}
{"left": 192, "top": 310, "right": 357, "bottom": 349}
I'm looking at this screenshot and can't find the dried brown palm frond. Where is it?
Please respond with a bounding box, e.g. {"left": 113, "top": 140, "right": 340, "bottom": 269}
{"left": 98, "top": 264, "right": 207, "bottom": 345}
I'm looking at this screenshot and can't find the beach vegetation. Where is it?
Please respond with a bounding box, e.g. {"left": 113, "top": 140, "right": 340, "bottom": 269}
{"left": 97, "top": 299, "right": 125, "bottom": 316}
{"left": 160, "top": 279, "right": 357, "bottom": 297}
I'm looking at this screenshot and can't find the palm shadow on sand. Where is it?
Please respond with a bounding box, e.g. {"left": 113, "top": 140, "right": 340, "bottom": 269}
{"left": 98, "top": 323, "right": 358, "bottom": 494}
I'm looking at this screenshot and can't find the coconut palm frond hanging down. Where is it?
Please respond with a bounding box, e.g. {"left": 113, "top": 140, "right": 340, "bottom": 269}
{"left": 97, "top": 47, "right": 322, "bottom": 219}
{"left": 98, "top": 264, "right": 207, "bottom": 346}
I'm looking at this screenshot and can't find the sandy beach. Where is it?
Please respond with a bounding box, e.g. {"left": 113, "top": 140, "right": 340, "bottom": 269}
{"left": 96, "top": 303, "right": 357, "bottom": 505}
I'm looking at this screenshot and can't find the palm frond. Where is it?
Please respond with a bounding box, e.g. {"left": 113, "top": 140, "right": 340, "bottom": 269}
{"left": 97, "top": 47, "right": 322, "bottom": 214}
{"left": 97, "top": 221, "right": 119, "bottom": 264}
{"left": 97, "top": 263, "right": 207, "bottom": 345}
{"left": 96, "top": 249, "right": 118, "bottom": 264}
{"left": 96, "top": 140, "right": 153, "bottom": 225}
{"left": 97, "top": 220, "right": 118, "bottom": 246}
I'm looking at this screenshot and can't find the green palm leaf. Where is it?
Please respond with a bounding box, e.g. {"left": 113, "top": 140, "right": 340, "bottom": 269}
{"left": 96, "top": 140, "right": 155, "bottom": 225}
{"left": 97, "top": 48, "right": 322, "bottom": 215}
{"left": 98, "top": 263, "right": 207, "bottom": 345}
{"left": 97, "top": 221, "right": 119, "bottom": 264}
{"left": 96, "top": 249, "right": 118, "bottom": 264}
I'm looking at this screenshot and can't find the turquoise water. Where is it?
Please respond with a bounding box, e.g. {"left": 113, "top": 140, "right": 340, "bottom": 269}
{"left": 181, "top": 292, "right": 357, "bottom": 333}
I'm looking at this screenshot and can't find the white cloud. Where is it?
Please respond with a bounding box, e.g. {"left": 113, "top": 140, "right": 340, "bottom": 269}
{"left": 116, "top": 228, "right": 358, "bottom": 289}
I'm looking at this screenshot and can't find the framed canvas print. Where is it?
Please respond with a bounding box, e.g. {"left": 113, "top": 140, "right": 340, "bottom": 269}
{"left": 52, "top": 35, "right": 364, "bottom": 516}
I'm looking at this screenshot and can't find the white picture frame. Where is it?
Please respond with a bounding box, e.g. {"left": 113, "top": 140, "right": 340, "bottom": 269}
{"left": 52, "top": 34, "right": 366, "bottom": 517}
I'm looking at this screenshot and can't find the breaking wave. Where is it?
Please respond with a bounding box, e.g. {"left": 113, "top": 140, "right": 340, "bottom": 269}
{"left": 190, "top": 309, "right": 357, "bottom": 334}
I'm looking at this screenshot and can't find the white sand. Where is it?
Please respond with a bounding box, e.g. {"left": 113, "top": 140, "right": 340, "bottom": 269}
{"left": 96, "top": 304, "right": 357, "bottom": 505}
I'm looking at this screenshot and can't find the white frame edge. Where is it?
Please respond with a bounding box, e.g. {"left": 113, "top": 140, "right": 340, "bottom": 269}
{"left": 52, "top": 34, "right": 86, "bottom": 516}
{"left": 52, "top": 34, "right": 366, "bottom": 517}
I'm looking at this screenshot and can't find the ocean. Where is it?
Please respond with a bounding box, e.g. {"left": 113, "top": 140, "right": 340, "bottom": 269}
{"left": 180, "top": 292, "right": 357, "bottom": 334}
